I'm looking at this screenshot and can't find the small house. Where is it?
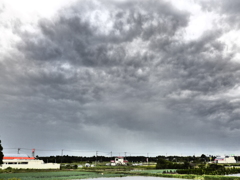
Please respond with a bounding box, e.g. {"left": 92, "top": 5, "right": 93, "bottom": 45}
{"left": 110, "top": 157, "right": 128, "bottom": 166}
{"left": 214, "top": 156, "right": 236, "bottom": 163}
{"left": 1, "top": 154, "right": 60, "bottom": 169}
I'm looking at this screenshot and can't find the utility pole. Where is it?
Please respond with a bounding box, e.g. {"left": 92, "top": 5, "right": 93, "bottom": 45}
{"left": 124, "top": 152, "right": 127, "bottom": 159}
{"left": 18, "top": 148, "right": 20, "bottom": 154}
{"left": 32, "top": 149, "right": 35, "bottom": 157}
{"left": 110, "top": 151, "right": 112, "bottom": 158}
{"left": 147, "top": 153, "right": 149, "bottom": 165}
{"left": 95, "top": 151, "right": 98, "bottom": 166}
{"left": 61, "top": 149, "right": 63, "bottom": 163}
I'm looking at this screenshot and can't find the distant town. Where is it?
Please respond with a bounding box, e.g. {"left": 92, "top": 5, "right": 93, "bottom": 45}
{"left": 1, "top": 152, "right": 239, "bottom": 170}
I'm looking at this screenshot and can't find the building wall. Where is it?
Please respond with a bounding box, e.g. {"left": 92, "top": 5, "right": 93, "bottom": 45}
{"left": 1, "top": 159, "right": 60, "bottom": 169}
{"left": 215, "top": 157, "right": 236, "bottom": 164}
{"left": 115, "top": 157, "right": 124, "bottom": 164}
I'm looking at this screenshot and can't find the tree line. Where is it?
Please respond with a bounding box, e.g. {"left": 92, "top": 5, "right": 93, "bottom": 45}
{"left": 0, "top": 140, "right": 3, "bottom": 165}
{"left": 36, "top": 154, "right": 217, "bottom": 164}
{"left": 36, "top": 155, "right": 156, "bottom": 163}
{"left": 177, "top": 164, "right": 240, "bottom": 175}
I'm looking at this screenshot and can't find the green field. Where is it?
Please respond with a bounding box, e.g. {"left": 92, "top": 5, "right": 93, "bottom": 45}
{"left": 0, "top": 171, "right": 125, "bottom": 180}
{"left": 2, "top": 166, "right": 240, "bottom": 180}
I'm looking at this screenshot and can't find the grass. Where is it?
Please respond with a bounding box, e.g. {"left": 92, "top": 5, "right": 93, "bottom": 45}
{"left": 131, "top": 169, "right": 177, "bottom": 173}
{"left": 122, "top": 171, "right": 240, "bottom": 180}
{"left": 0, "top": 171, "right": 125, "bottom": 180}
{"left": 2, "top": 165, "right": 240, "bottom": 180}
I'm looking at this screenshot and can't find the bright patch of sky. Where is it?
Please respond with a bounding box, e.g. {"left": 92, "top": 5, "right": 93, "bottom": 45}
{"left": 169, "top": 0, "right": 219, "bottom": 41}
{"left": 0, "top": 0, "right": 77, "bottom": 55}
{"left": 0, "top": 0, "right": 220, "bottom": 43}
{"left": 219, "top": 30, "right": 240, "bottom": 63}
{"left": 0, "top": 0, "right": 77, "bottom": 20}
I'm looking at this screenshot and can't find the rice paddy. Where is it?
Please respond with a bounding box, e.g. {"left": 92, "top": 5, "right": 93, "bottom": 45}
{"left": 0, "top": 171, "right": 125, "bottom": 180}
{"left": 2, "top": 167, "right": 240, "bottom": 180}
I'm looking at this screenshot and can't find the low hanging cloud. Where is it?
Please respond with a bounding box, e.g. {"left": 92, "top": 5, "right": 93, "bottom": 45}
{"left": 1, "top": 0, "right": 240, "bottom": 156}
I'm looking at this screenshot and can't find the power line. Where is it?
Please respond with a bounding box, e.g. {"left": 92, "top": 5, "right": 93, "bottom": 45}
{"left": 4, "top": 147, "right": 164, "bottom": 156}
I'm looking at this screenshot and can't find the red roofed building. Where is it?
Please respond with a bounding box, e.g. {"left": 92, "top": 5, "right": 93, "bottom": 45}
{"left": 1, "top": 154, "right": 60, "bottom": 169}
{"left": 214, "top": 156, "right": 236, "bottom": 164}
{"left": 110, "top": 156, "right": 128, "bottom": 166}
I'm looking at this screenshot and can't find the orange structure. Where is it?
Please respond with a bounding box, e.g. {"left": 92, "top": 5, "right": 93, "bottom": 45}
{"left": 3, "top": 156, "right": 35, "bottom": 160}
{"left": 1, "top": 154, "right": 60, "bottom": 169}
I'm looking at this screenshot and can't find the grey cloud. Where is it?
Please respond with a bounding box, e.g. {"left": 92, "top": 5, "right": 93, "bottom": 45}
{"left": 2, "top": 0, "right": 240, "bottom": 155}
{"left": 12, "top": 0, "right": 192, "bottom": 104}
{"left": 17, "top": 0, "right": 189, "bottom": 67}
{"left": 199, "top": 0, "right": 240, "bottom": 28}
{"left": 154, "top": 30, "right": 240, "bottom": 95}
{"left": 199, "top": 0, "right": 240, "bottom": 15}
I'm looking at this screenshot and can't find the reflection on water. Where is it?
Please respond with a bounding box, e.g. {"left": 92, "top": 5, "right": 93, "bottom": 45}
{"left": 226, "top": 174, "right": 240, "bottom": 176}
{"left": 79, "top": 176, "right": 190, "bottom": 180}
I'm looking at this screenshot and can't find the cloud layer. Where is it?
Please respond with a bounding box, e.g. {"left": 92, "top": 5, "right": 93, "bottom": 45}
{"left": 1, "top": 0, "right": 240, "bottom": 156}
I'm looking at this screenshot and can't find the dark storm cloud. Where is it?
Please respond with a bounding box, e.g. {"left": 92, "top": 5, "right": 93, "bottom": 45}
{"left": 2, "top": 0, "right": 240, "bottom": 155}
{"left": 18, "top": 0, "right": 189, "bottom": 67}
{"left": 164, "top": 31, "right": 240, "bottom": 94}
{"left": 13, "top": 0, "right": 191, "bottom": 105}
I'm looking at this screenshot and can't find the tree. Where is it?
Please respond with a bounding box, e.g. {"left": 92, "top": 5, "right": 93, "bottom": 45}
{"left": 156, "top": 158, "right": 169, "bottom": 169}
{"left": 156, "top": 158, "right": 186, "bottom": 169}
{"left": 0, "top": 140, "right": 3, "bottom": 165}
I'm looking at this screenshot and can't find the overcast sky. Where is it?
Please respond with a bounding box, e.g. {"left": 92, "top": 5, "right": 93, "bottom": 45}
{"left": 1, "top": 0, "right": 240, "bottom": 157}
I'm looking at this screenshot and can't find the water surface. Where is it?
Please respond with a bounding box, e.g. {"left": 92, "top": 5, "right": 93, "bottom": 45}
{"left": 80, "top": 176, "right": 189, "bottom": 180}
{"left": 226, "top": 174, "right": 240, "bottom": 176}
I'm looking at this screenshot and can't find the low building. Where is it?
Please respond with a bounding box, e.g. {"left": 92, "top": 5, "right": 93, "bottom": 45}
{"left": 214, "top": 156, "right": 236, "bottom": 164}
{"left": 110, "top": 156, "right": 128, "bottom": 166}
{"left": 0, "top": 154, "right": 60, "bottom": 169}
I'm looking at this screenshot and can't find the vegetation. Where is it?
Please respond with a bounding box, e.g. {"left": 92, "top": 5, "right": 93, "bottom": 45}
{"left": 114, "top": 169, "right": 240, "bottom": 180}
{"left": 60, "top": 164, "right": 78, "bottom": 169}
{"left": 0, "top": 171, "right": 126, "bottom": 180}
{"left": 156, "top": 158, "right": 190, "bottom": 169}
{"left": 36, "top": 154, "right": 217, "bottom": 164}
{"left": 2, "top": 164, "right": 240, "bottom": 180}
{"left": 37, "top": 155, "right": 157, "bottom": 164}
{"left": 2, "top": 153, "right": 240, "bottom": 180}
{"left": 0, "top": 140, "right": 3, "bottom": 165}
{"left": 177, "top": 164, "right": 240, "bottom": 175}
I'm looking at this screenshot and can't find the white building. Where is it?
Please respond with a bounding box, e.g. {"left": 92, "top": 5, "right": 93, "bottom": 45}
{"left": 110, "top": 157, "right": 128, "bottom": 166}
{"left": 214, "top": 156, "right": 236, "bottom": 164}
{"left": 0, "top": 154, "right": 60, "bottom": 169}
